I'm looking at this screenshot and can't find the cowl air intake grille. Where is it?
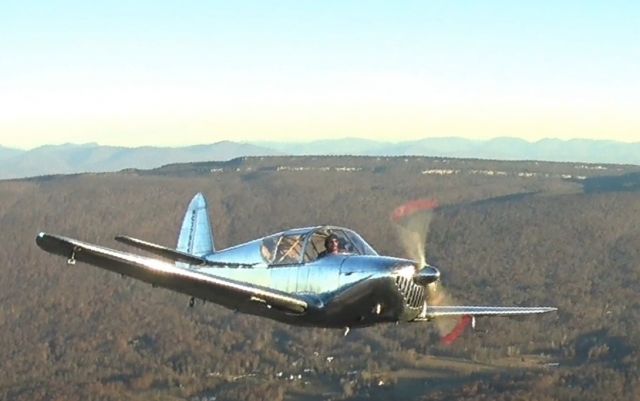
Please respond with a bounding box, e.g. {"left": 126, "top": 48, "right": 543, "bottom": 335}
{"left": 395, "top": 276, "right": 425, "bottom": 309}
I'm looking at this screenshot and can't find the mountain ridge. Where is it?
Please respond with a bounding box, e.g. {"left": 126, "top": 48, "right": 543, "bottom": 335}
{"left": 1, "top": 137, "right": 637, "bottom": 179}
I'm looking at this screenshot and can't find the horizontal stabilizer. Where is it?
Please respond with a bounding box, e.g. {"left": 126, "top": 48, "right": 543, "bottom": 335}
{"left": 115, "top": 235, "right": 207, "bottom": 265}
{"left": 416, "top": 305, "right": 557, "bottom": 320}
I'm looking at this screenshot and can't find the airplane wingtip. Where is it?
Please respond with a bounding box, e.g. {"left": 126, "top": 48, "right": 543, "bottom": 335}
{"left": 35, "top": 232, "right": 49, "bottom": 249}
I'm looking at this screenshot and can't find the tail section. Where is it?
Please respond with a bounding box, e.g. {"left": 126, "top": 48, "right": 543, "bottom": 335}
{"left": 177, "top": 193, "right": 215, "bottom": 257}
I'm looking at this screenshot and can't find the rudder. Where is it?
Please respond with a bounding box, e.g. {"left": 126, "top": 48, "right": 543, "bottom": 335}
{"left": 177, "top": 193, "right": 215, "bottom": 256}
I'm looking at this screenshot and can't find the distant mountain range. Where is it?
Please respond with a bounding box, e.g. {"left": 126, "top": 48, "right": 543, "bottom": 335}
{"left": 1, "top": 137, "right": 638, "bottom": 179}
{"left": 0, "top": 141, "right": 279, "bottom": 180}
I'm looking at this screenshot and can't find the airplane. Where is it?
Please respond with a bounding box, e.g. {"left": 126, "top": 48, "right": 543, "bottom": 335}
{"left": 36, "top": 193, "right": 556, "bottom": 338}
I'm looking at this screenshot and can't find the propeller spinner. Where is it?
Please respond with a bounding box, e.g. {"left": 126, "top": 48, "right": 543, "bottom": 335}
{"left": 413, "top": 265, "right": 440, "bottom": 286}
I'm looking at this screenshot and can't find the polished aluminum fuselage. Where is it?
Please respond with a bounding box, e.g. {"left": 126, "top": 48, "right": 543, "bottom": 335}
{"left": 201, "top": 242, "right": 424, "bottom": 328}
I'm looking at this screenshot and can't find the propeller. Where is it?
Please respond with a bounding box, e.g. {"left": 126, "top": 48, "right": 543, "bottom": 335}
{"left": 390, "top": 199, "right": 470, "bottom": 344}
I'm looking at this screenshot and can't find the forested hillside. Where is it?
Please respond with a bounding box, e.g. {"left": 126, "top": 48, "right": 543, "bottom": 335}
{"left": 1, "top": 156, "right": 639, "bottom": 400}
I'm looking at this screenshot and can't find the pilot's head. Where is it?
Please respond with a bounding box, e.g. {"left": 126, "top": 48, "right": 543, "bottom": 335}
{"left": 324, "top": 234, "right": 340, "bottom": 253}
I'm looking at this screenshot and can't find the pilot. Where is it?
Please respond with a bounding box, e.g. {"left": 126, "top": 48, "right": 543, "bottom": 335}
{"left": 318, "top": 234, "right": 341, "bottom": 258}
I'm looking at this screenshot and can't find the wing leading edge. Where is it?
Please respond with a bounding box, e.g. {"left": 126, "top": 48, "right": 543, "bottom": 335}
{"left": 35, "top": 232, "right": 308, "bottom": 314}
{"left": 414, "top": 305, "right": 557, "bottom": 321}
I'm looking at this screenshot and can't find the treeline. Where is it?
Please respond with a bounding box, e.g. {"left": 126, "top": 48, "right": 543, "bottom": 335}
{"left": 0, "top": 157, "right": 639, "bottom": 400}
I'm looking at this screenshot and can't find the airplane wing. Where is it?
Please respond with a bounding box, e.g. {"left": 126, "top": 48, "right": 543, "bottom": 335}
{"left": 35, "top": 232, "right": 308, "bottom": 314}
{"left": 414, "top": 305, "right": 557, "bottom": 320}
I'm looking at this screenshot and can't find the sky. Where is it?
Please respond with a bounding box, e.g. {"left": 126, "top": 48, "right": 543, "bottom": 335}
{"left": 1, "top": 1, "right": 639, "bottom": 149}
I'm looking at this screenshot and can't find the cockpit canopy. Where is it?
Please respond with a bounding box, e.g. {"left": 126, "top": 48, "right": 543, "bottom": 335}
{"left": 261, "top": 226, "right": 377, "bottom": 265}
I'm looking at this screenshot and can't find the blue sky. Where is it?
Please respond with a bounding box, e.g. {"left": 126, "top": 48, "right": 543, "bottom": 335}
{"left": 1, "top": 1, "right": 639, "bottom": 149}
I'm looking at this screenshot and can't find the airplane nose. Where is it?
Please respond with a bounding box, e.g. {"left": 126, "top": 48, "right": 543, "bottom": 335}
{"left": 413, "top": 265, "right": 440, "bottom": 286}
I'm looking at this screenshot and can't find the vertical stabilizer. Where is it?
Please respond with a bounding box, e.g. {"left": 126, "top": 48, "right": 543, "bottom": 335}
{"left": 177, "top": 193, "right": 215, "bottom": 256}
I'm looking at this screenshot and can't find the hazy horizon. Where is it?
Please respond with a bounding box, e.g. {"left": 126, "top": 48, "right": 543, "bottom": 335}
{"left": 2, "top": 135, "right": 640, "bottom": 152}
